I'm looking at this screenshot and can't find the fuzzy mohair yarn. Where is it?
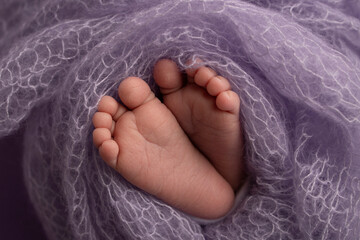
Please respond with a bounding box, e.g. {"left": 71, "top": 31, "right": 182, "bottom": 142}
{"left": 0, "top": 0, "right": 359, "bottom": 239}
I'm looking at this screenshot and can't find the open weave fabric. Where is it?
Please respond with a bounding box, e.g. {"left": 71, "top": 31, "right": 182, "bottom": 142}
{"left": 1, "top": 0, "right": 360, "bottom": 239}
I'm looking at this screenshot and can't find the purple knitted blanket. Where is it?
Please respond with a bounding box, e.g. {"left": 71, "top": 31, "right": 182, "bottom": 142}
{"left": 1, "top": 0, "right": 359, "bottom": 239}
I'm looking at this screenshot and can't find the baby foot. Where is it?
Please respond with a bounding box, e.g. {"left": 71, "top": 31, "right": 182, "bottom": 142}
{"left": 153, "top": 59, "right": 245, "bottom": 190}
{"left": 92, "top": 77, "right": 234, "bottom": 219}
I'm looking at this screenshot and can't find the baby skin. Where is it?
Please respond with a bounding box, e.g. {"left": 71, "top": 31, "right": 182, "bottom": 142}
{"left": 92, "top": 59, "right": 245, "bottom": 219}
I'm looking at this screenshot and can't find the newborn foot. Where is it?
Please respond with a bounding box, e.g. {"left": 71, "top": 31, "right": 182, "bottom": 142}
{"left": 92, "top": 77, "right": 234, "bottom": 219}
{"left": 153, "top": 59, "right": 245, "bottom": 190}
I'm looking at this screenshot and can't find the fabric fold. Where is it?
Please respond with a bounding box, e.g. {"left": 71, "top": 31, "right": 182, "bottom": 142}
{"left": 0, "top": 0, "right": 359, "bottom": 239}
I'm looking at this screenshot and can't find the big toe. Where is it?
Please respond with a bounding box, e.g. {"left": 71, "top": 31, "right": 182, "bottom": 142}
{"left": 118, "top": 77, "right": 155, "bottom": 109}
{"left": 153, "top": 59, "right": 183, "bottom": 95}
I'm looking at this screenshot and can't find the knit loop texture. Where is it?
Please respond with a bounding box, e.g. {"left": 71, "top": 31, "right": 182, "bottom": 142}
{"left": 0, "top": 0, "right": 359, "bottom": 239}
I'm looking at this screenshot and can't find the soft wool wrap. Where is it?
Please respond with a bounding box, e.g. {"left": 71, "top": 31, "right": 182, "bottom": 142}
{"left": 1, "top": 0, "right": 360, "bottom": 239}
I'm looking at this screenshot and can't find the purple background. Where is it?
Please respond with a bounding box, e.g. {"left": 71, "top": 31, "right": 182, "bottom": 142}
{"left": 1, "top": 0, "right": 359, "bottom": 239}
{"left": 0, "top": 129, "right": 46, "bottom": 240}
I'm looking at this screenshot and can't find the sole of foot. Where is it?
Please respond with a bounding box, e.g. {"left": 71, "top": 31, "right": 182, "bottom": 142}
{"left": 153, "top": 59, "right": 245, "bottom": 190}
{"left": 93, "top": 76, "right": 235, "bottom": 219}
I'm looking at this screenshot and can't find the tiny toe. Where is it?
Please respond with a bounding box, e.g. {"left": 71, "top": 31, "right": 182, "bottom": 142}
{"left": 98, "top": 95, "right": 126, "bottom": 121}
{"left": 193, "top": 67, "right": 217, "bottom": 87}
{"left": 99, "top": 139, "right": 119, "bottom": 169}
{"left": 93, "top": 128, "right": 112, "bottom": 148}
{"left": 185, "top": 58, "right": 203, "bottom": 77}
{"left": 118, "top": 77, "right": 155, "bottom": 109}
{"left": 112, "top": 104, "right": 127, "bottom": 122}
{"left": 92, "top": 112, "right": 113, "bottom": 130}
{"left": 206, "top": 76, "right": 231, "bottom": 96}
{"left": 216, "top": 90, "right": 240, "bottom": 113}
{"left": 98, "top": 96, "right": 119, "bottom": 115}
{"left": 153, "top": 59, "right": 183, "bottom": 95}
